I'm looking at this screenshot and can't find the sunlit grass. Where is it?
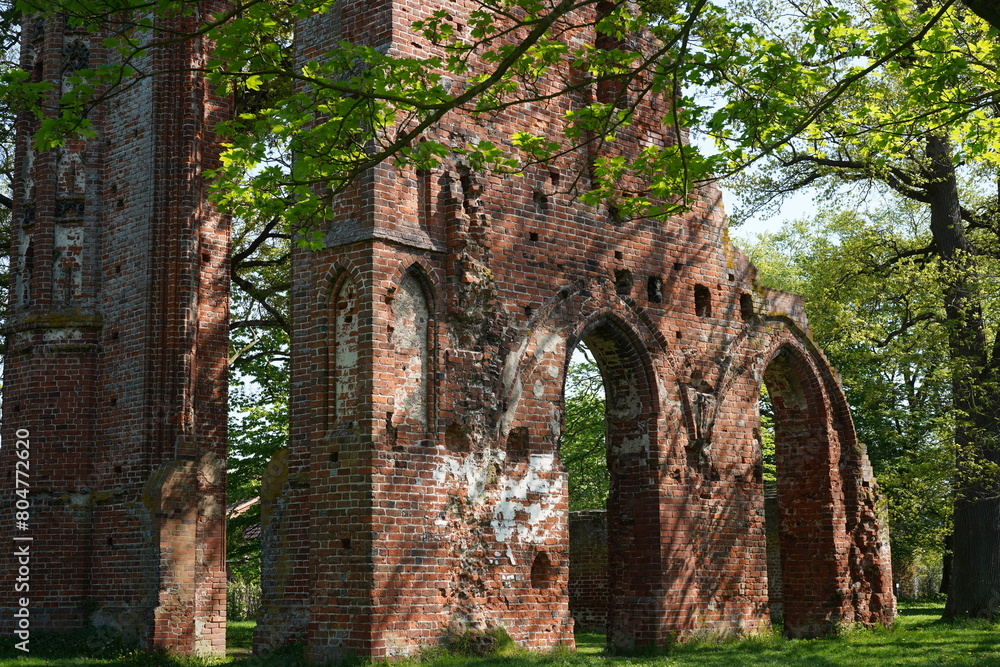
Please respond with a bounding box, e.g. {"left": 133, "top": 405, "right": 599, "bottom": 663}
{"left": 2, "top": 602, "right": 999, "bottom": 666}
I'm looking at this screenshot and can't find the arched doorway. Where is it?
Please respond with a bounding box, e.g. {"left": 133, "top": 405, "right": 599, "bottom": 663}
{"left": 563, "top": 316, "right": 661, "bottom": 650}
{"left": 761, "top": 346, "right": 847, "bottom": 638}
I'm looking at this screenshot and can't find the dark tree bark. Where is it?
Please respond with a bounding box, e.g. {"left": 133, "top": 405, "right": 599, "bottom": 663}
{"left": 962, "top": 0, "right": 1000, "bottom": 30}
{"left": 923, "top": 136, "right": 1000, "bottom": 619}
{"left": 940, "top": 532, "right": 953, "bottom": 595}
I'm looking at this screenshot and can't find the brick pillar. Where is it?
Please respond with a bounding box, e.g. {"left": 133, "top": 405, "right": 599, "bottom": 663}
{"left": 1, "top": 6, "right": 230, "bottom": 655}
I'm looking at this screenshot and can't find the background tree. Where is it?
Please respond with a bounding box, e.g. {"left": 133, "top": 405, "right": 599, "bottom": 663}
{"left": 225, "top": 209, "right": 291, "bottom": 619}
{"left": 561, "top": 346, "right": 609, "bottom": 511}
{"left": 0, "top": 0, "right": 18, "bottom": 332}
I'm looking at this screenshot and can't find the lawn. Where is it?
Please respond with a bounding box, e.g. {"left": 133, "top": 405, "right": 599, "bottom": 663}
{"left": 1, "top": 603, "right": 999, "bottom": 666}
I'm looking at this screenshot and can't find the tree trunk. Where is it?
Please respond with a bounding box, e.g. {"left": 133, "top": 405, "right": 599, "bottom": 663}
{"left": 940, "top": 532, "right": 952, "bottom": 596}
{"left": 962, "top": 0, "right": 1000, "bottom": 31}
{"left": 923, "top": 136, "right": 1000, "bottom": 619}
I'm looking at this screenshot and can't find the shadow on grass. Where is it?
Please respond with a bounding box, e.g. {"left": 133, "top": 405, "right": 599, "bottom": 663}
{"left": 0, "top": 626, "right": 304, "bottom": 666}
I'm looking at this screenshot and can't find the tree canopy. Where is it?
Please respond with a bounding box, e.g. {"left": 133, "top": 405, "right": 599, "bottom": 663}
{"left": 6, "top": 0, "right": 994, "bottom": 233}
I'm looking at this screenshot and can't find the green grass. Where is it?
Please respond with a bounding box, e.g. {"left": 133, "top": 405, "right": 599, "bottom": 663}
{"left": 1, "top": 603, "right": 999, "bottom": 666}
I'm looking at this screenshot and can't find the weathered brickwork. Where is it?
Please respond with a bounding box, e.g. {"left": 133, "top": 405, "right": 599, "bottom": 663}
{"left": 568, "top": 499, "right": 786, "bottom": 632}
{"left": 3, "top": 9, "right": 231, "bottom": 656}
{"left": 568, "top": 510, "right": 611, "bottom": 633}
{"left": 257, "top": 0, "right": 896, "bottom": 661}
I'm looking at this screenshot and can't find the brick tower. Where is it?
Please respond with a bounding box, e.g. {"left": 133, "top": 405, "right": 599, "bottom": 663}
{"left": 2, "top": 9, "right": 230, "bottom": 655}
{"left": 257, "top": 0, "right": 895, "bottom": 662}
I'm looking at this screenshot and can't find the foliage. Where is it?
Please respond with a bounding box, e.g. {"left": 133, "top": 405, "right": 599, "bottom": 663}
{"left": 227, "top": 572, "right": 262, "bottom": 623}
{"left": 8, "top": 0, "right": 992, "bottom": 240}
{"left": 0, "top": 0, "right": 16, "bottom": 342}
{"left": 561, "top": 346, "right": 609, "bottom": 511}
{"left": 441, "top": 627, "right": 522, "bottom": 658}
{"left": 709, "top": 0, "right": 1000, "bottom": 223}
{"left": 225, "top": 199, "right": 292, "bottom": 593}
{"left": 226, "top": 342, "right": 287, "bottom": 590}
{"left": 758, "top": 386, "right": 775, "bottom": 485}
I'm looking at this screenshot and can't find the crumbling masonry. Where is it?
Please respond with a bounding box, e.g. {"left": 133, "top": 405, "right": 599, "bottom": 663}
{"left": 4, "top": 0, "right": 894, "bottom": 660}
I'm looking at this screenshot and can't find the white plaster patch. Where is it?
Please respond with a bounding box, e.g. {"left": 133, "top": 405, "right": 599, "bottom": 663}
{"left": 501, "top": 337, "right": 529, "bottom": 393}
{"left": 532, "top": 329, "right": 565, "bottom": 360}
{"left": 498, "top": 376, "right": 523, "bottom": 436}
{"left": 548, "top": 409, "right": 562, "bottom": 440}
{"left": 615, "top": 432, "right": 650, "bottom": 456}
{"left": 43, "top": 328, "right": 84, "bottom": 343}
{"left": 491, "top": 452, "right": 563, "bottom": 543}
{"left": 437, "top": 449, "right": 506, "bottom": 503}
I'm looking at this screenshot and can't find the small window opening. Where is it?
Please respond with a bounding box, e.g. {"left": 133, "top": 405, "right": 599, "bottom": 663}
{"left": 740, "top": 293, "right": 755, "bottom": 320}
{"left": 533, "top": 190, "right": 549, "bottom": 215}
{"left": 694, "top": 285, "right": 712, "bottom": 318}
{"left": 446, "top": 422, "right": 471, "bottom": 452}
{"left": 507, "top": 426, "right": 529, "bottom": 457}
{"left": 608, "top": 204, "right": 624, "bottom": 226}
{"left": 647, "top": 276, "right": 663, "bottom": 303}
{"left": 614, "top": 269, "right": 632, "bottom": 296}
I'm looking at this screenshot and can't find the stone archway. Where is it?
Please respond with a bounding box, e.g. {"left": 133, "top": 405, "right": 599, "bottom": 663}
{"left": 753, "top": 324, "right": 895, "bottom": 638}
{"left": 762, "top": 345, "right": 846, "bottom": 638}
{"left": 570, "top": 316, "right": 662, "bottom": 649}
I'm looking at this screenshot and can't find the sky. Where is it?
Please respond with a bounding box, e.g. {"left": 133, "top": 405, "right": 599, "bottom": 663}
{"left": 722, "top": 184, "right": 817, "bottom": 245}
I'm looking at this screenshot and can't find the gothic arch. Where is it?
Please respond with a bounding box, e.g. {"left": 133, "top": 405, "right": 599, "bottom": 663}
{"left": 753, "top": 320, "right": 893, "bottom": 636}
{"left": 388, "top": 265, "right": 436, "bottom": 437}
{"left": 563, "top": 312, "right": 664, "bottom": 649}
{"left": 328, "top": 270, "right": 362, "bottom": 427}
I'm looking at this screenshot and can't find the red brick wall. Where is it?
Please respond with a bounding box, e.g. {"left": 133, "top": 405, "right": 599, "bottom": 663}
{"left": 257, "top": 0, "right": 896, "bottom": 659}
{"left": 3, "top": 9, "right": 230, "bottom": 656}
{"left": 568, "top": 510, "right": 610, "bottom": 633}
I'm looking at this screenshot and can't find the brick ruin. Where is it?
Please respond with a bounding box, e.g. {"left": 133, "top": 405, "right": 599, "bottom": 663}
{"left": 2, "top": 7, "right": 231, "bottom": 654}
{"left": 4, "top": 0, "right": 895, "bottom": 661}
